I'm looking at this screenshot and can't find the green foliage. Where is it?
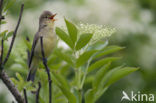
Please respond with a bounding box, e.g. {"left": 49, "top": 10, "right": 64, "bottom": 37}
{"left": 54, "top": 49, "right": 74, "bottom": 66}
{"left": 53, "top": 19, "right": 138, "bottom": 103}
{"left": 3, "top": 0, "right": 17, "bottom": 12}
{"left": 0, "top": 30, "right": 13, "bottom": 40}
{"left": 1, "top": 17, "right": 138, "bottom": 103}
{"left": 52, "top": 71, "right": 77, "bottom": 103}
{"left": 56, "top": 27, "right": 74, "bottom": 49}
{"left": 88, "top": 57, "right": 120, "bottom": 72}
{"left": 75, "top": 33, "right": 93, "bottom": 50}
{"left": 65, "top": 18, "right": 78, "bottom": 44}
{"left": 11, "top": 73, "right": 36, "bottom": 92}
{"left": 76, "top": 50, "right": 97, "bottom": 68}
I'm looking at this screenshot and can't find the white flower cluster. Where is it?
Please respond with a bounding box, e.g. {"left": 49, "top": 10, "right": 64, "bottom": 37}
{"left": 78, "top": 23, "right": 116, "bottom": 43}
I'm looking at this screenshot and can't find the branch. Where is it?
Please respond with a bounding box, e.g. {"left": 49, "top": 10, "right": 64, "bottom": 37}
{"left": 0, "top": 0, "right": 4, "bottom": 66}
{"left": 40, "top": 37, "right": 52, "bottom": 103}
{"left": 23, "top": 88, "right": 28, "bottom": 103}
{"left": 26, "top": 36, "right": 30, "bottom": 65}
{"left": 0, "top": 0, "right": 4, "bottom": 23}
{"left": 0, "top": 70, "right": 25, "bottom": 103}
{"left": 3, "top": 4, "right": 24, "bottom": 65}
{"left": 0, "top": 3, "right": 25, "bottom": 103}
{"left": 0, "top": 39, "right": 4, "bottom": 66}
{"left": 36, "top": 82, "right": 41, "bottom": 103}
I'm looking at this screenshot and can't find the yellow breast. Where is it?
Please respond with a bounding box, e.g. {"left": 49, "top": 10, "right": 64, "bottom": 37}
{"left": 34, "top": 28, "right": 57, "bottom": 58}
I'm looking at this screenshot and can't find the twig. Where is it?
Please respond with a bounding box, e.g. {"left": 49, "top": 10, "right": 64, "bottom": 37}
{"left": 24, "top": 88, "right": 28, "bottom": 103}
{"left": 0, "top": 39, "right": 4, "bottom": 66}
{"left": 0, "top": 0, "right": 4, "bottom": 24}
{"left": 3, "top": 4, "right": 24, "bottom": 65}
{"left": 0, "top": 0, "right": 4, "bottom": 66}
{"left": 0, "top": 70, "right": 25, "bottom": 103}
{"left": 26, "top": 36, "right": 30, "bottom": 65}
{"left": 0, "top": 3, "right": 25, "bottom": 103}
{"left": 36, "top": 82, "right": 41, "bottom": 103}
{"left": 40, "top": 37, "right": 52, "bottom": 103}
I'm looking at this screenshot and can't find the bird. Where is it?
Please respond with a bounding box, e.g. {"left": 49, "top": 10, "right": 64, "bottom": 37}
{"left": 27, "top": 11, "right": 57, "bottom": 81}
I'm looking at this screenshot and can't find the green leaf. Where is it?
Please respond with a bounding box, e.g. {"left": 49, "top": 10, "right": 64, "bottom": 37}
{"left": 104, "top": 67, "right": 139, "bottom": 87}
{"left": 88, "top": 57, "right": 120, "bottom": 73}
{"left": 52, "top": 71, "right": 70, "bottom": 90}
{"left": 16, "top": 72, "right": 23, "bottom": 82}
{"left": 65, "top": 18, "right": 77, "bottom": 44}
{"left": 85, "top": 89, "right": 95, "bottom": 103}
{"left": 7, "top": 31, "right": 13, "bottom": 37}
{"left": 94, "top": 45, "right": 124, "bottom": 59}
{"left": 75, "top": 33, "right": 93, "bottom": 50}
{"left": 4, "top": 0, "right": 17, "bottom": 12}
{"left": 93, "top": 63, "right": 111, "bottom": 90}
{"left": 88, "top": 40, "right": 108, "bottom": 51}
{"left": 24, "top": 38, "right": 31, "bottom": 51}
{"left": 94, "top": 66, "right": 138, "bottom": 101}
{"left": 55, "top": 27, "right": 74, "bottom": 49}
{"left": 54, "top": 49, "right": 74, "bottom": 66}
{"left": 5, "top": 31, "right": 13, "bottom": 40}
{"left": 95, "top": 87, "right": 108, "bottom": 101}
{"left": 76, "top": 50, "right": 97, "bottom": 68}
{"left": 10, "top": 78, "right": 18, "bottom": 85}
{"left": 52, "top": 73, "right": 76, "bottom": 103}
{"left": 0, "top": 30, "right": 8, "bottom": 39}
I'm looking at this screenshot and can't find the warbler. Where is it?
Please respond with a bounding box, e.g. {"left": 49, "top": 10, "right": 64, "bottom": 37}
{"left": 27, "top": 11, "right": 57, "bottom": 81}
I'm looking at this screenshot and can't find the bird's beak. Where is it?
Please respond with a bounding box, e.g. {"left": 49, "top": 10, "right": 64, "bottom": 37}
{"left": 49, "top": 13, "right": 57, "bottom": 21}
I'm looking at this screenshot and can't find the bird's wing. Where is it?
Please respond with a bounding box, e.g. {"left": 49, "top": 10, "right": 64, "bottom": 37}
{"left": 28, "top": 32, "right": 40, "bottom": 68}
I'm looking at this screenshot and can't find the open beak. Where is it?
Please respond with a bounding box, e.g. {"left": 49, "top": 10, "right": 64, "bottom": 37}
{"left": 49, "top": 13, "right": 57, "bottom": 21}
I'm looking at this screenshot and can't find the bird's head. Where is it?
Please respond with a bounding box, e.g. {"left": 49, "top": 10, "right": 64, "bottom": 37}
{"left": 39, "top": 11, "right": 57, "bottom": 28}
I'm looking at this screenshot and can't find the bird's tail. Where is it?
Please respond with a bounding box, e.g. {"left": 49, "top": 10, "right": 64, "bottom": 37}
{"left": 27, "top": 59, "right": 38, "bottom": 81}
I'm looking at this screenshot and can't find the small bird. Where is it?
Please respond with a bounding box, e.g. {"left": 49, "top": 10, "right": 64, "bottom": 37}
{"left": 27, "top": 11, "right": 57, "bottom": 81}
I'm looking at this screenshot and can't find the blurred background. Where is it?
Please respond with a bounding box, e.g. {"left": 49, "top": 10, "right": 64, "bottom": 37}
{"left": 0, "top": 0, "right": 156, "bottom": 103}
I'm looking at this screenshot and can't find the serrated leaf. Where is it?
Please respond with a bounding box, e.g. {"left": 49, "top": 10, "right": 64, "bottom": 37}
{"left": 52, "top": 74, "right": 76, "bottom": 103}
{"left": 55, "top": 27, "right": 74, "bottom": 49}
{"left": 88, "top": 57, "right": 120, "bottom": 73}
{"left": 94, "top": 45, "right": 124, "bottom": 59}
{"left": 85, "top": 89, "right": 95, "bottom": 103}
{"left": 93, "top": 63, "right": 111, "bottom": 90}
{"left": 76, "top": 50, "right": 97, "bottom": 68}
{"left": 54, "top": 49, "right": 74, "bottom": 66}
{"left": 75, "top": 33, "right": 93, "bottom": 50}
{"left": 52, "top": 71, "right": 70, "bottom": 90}
{"left": 65, "top": 18, "right": 77, "bottom": 44}
{"left": 104, "top": 67, "right": 139, "bottom": 87}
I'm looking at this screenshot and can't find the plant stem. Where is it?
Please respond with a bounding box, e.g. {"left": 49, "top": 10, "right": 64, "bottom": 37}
{"left": 74, "top": 49, "right": 82, "bottom": 103}
{"left": 80, "top": 59, "right": 91, "bottom": 89}
{"left": 78, "top": 89, "right": 82, "bottom": 103}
